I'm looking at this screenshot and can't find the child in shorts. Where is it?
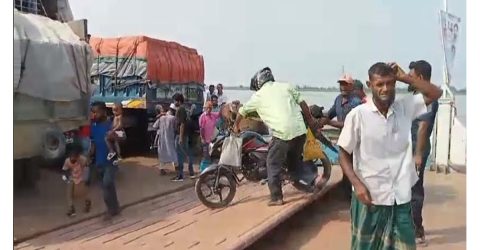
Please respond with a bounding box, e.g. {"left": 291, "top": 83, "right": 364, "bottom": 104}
{"left": 106, "top": 103, "right": 126, "bottom": 164}
{"left": 63, "top": 143, "right": 91, "bottom": 217}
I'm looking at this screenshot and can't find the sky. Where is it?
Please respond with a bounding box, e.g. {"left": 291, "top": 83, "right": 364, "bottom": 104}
{"left": 69, "top": 0, "right": 466, "bottom": 89}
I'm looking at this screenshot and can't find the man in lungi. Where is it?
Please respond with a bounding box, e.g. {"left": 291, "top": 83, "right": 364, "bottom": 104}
{"left": 337, "top": 62, "right": 442, "bottom": 249}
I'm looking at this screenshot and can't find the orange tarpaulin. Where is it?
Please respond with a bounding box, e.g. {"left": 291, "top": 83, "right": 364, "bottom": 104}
{"left": 89, "top": 36, "right": 204, "bottom": 84}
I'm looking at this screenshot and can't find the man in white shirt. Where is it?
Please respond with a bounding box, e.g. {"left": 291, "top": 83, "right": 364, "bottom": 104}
{"left": 337, "top": 62, "right": 442, "bottom": 250}
{"left": 216, "top": 83, "right": 228, "bottom": 105}
{"left": 203, "top": 84, "right": 216, "bottom": 106}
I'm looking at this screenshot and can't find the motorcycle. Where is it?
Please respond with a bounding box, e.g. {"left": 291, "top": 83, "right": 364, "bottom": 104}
{"left": 208, "top": 105, "right": 336, "bottom": 174}
{"left": 195, "top": 129, "right": 332, "bottom": 209}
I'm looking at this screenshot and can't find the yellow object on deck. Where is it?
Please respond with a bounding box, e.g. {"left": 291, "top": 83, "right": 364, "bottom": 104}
{"left": 105, "top": 99, "right": 146, "bottom": 109}
{"left": 125, "top": 99, "right": 146, "bottom": 109}
{"left": 303, "top": 128, "right": 326, "bottom": 161}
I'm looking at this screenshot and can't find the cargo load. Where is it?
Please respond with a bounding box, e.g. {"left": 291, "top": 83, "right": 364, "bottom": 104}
{"left": 90, "top": 36, "right": 204, "bottom": 84}
{"left": 89, "top": 35, "right": 205, "bottom": 151}
{"left": 89, "top": 36, "right": 205, "bottom": 109}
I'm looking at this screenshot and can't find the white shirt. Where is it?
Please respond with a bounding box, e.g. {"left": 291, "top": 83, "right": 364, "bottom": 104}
{"left": 217, "top": 92, "right": 228, "bottom": 104}
{"left": 337, "top": 94, "right": 427, "bottom": 205}
{"left": 204, "top": 91, "right": 213, "bottom": 102}
{"left": 204, "top": 90, "right": 227, "bottom": 106}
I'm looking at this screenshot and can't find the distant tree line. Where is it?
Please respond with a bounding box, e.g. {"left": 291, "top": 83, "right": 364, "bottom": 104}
{"left": 224, "top": 83, "right": 466, "bottom": 94}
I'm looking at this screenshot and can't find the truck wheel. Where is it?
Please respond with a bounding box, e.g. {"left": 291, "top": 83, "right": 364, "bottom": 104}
{"left": 42, "top": 126, "right": 66, "bottom": 162}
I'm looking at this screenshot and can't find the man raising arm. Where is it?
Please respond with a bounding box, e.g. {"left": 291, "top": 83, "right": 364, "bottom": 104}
{"left": 337, "top": 62, "right": 441, "bottom": 250}
{"left": 407, "top": 60, "right": 440, "bottom": 245}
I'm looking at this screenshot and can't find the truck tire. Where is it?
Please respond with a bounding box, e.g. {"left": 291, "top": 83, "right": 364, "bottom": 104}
{"left": 42, "top": 126, "right": 66, "bottom": 162}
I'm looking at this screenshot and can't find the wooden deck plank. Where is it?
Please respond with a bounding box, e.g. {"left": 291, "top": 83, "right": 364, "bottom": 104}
{"left": 15, "top": 167, "right": 343, "bottom": 250}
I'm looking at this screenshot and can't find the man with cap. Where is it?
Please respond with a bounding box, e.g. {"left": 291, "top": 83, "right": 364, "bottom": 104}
{"left": 168, "top": 103, "right": 177, "bottom": 116}
{"left": 322, "top": 74, "right": 363, "bottom": 130}
{"left": 152, "top": 104, "right": 177, "bottom": 176}
{"left": 322, "top": 74, "right": 363, "bottom": 200}
{"left": 353, "top": 79, "right": 367, "bottom": 103}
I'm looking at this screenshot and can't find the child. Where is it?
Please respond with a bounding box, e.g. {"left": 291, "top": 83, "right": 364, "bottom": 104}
{"left": 106, "top": 103, "right": 126, "bottom": 164}
{"left": 63, "top": 143, "right": 91, "bottom": 217}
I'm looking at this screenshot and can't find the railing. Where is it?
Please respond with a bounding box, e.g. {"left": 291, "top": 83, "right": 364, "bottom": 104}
{"left": 431, "top": 88, "right": 466, "bottom": 174}
{"left": 14, "top": 0, "right": 46, "bottom": 16}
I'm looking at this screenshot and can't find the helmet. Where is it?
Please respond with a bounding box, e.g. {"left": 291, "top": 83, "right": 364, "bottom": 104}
{"left": 309, "top": 105, "right": 324, "bottom": 119}
{"left": 250, "top": 67, "right": 275, "bottom": 91}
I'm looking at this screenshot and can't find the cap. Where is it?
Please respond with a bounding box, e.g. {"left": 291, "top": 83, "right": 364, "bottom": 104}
{"left": 337, "top": 74, "right": 354, "bottom": 85}
{"left": 169, "top": 103, "right": 177, "bottom": 110}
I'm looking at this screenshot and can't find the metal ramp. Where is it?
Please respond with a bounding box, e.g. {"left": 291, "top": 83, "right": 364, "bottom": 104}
{"left": 15, "top": 168, "right": 343, "bottom": 250}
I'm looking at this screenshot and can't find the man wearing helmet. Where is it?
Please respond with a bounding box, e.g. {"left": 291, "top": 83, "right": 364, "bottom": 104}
{"left": 233, "top": 67, "right": 321, "bottom": 206}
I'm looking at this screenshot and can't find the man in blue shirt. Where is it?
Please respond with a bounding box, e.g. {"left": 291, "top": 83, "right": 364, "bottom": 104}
{"left": 322, "top": 74, "right": 363, "bottom": 199}
{"left": 324, "top": 74, "right": 363, "bottom": 129}
{"left": 90, "top": 101, "right": 120, "bottom": 220}
{"left": 408, "top": 60, "right": 439, "bottom": 245}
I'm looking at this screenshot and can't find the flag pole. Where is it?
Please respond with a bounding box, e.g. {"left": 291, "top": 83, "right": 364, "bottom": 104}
{"left": 433, "top": 0, "right": 455, "bottom": 173}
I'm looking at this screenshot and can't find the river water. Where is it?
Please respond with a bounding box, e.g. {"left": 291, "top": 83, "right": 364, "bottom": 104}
{"left": 224, "top": 89, "right": 466, "bottom": 125}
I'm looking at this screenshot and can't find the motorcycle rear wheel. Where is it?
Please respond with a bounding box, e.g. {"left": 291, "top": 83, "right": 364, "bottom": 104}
{"left": 195, "top": 170, "right": 237, "bottom": 209}
{"left": 291, "top": 157, "right": 332, "bottom": 193}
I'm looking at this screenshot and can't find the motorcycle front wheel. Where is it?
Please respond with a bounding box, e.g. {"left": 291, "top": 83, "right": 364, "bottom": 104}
{"left": 195, "top": 170, "right": 237, "bottom": 209}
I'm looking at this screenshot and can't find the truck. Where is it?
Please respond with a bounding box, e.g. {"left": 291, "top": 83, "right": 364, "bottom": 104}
{"left": 89, "top": 36, "right": 205, "bottom": 152}
{"left": 13, "top": 1, "right": 92, "bottom": 187}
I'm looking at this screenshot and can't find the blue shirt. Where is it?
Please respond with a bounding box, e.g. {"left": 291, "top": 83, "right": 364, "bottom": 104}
{"left": 91, "top": 120, "right": 112, "bottom": 167}
{"left": 411, "top": 100, "right": 439, "bottom": 154}
{"left": 327, "top": 94, "right": 362, "bottom": 122}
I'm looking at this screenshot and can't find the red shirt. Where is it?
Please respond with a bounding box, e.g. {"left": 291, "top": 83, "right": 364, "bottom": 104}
{"left": 79, "top": 125, "right": 90, "bottom": 138}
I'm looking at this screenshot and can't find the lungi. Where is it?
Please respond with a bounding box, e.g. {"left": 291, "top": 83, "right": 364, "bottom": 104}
{"left": 350, "top": 195, "right": 416, "bottom": 250}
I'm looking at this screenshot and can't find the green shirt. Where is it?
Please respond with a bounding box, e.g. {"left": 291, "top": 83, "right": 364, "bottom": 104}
{"left": 239, "top": 81, "right": 307, "bottom": 141}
